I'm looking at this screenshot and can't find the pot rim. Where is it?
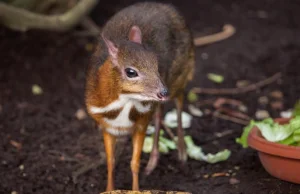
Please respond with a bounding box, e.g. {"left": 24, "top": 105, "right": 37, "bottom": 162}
{"left": 247, "top": 118, "right": 300, "bottom": 160}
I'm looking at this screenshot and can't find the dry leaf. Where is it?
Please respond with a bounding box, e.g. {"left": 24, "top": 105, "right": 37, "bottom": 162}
{"left": 32, "top": 84, "right": 43, "bottom": 95}
{"left": 229, "top": 177, "right": 240, "bottom": 185}
{"left": 188, "top": 104, "right": 203, "bottom": 117}
{"left": 10, "top": 140, "right": 22, "bottom": 150}
{"left": 236, "top": 80, "right": 250, "bottom": 88}
{"left": 270, "top": 90, "right": 283, "bottom": 99}
{"left": 85, "top": 43, "right": 94, "bottom": 51}
{"left": 270, "top": 101, "right": 283, "bottom": 110}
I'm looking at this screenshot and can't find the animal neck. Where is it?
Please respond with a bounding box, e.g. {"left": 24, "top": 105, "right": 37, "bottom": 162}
{"left": 96, "top": 60, "right": 122, "bottom": 107}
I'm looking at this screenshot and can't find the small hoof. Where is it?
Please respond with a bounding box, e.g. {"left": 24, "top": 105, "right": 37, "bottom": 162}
{"left": 144, "top": 158, "right": 158, "bottom": 175}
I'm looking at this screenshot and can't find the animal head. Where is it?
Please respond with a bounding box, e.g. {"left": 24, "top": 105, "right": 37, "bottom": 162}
{"left": 102, "top": 26, "right": 169, "bottom": 102}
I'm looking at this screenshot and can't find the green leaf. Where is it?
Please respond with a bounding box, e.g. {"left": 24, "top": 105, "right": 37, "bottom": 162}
{"left": 187, "top": 91, "right": 198, "bottom": 103}
{"left": 279, "top": 135, "right": 295, "bottom": 145}
{"left": 158, "top": 141, "right": 169, "bottom": 153}
{"left": 293, "top": 100, "right": 300, "bottom": 116}
{"left": 142, "top": 137, "right": 153, "bottom": 153}
{"left": 185, "top": 136, "right": 231, "bottom": 163}
{"left": 236, "top": 120, "right": 256, "bottom": 148}
{"left": 257, "top": 122, "right": 294, "bottom": 142}
{"left": 159, "top": 136, "right": 176, "bottom": 150}
{"left": 205, "top": 149, "right": 231, "bottom": 164}
{"left": 207, "top": 73, "right": 224, "bottom": 83}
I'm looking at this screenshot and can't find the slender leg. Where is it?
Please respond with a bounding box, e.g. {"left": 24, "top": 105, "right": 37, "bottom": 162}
{"left": 103, "top": 130, "right": 116, "bottom": 191}
{"left": 175, "top": 93, "right": 187, "bottom": 162}
{"left": 131, "top": 129, "right": 147, "bottom": 190}
{"left": 145, "top": 105, "right": 162, "bottom": 175}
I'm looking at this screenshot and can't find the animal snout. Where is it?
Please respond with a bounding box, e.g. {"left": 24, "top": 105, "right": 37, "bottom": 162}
{"left": 157, "top": 88, "right": 169, "bottom": 99}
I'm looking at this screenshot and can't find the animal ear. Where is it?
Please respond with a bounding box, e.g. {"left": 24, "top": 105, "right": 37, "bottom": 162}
{"left": 128, "top": 25, "right": 142, "bottom": 44}
{"left": 102, "top": 33, "right": 119, "bottom": 64}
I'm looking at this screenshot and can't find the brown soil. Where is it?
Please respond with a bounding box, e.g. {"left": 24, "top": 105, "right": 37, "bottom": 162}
{"left": 1, "top": 0, "right": 300, "bottom": 194}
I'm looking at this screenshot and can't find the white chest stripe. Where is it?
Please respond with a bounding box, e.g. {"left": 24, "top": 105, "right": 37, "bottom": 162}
{"left": 89, "top": 94, "right": 152, "bottom": 128}
{"left": 89, "top": 95, "right": 127, "bottom": 113}
{"left": 104, "top": 101, "right": 134, "bottom": 127}
{"left": 89, "top": 94, "right": 151, "bottom": 114}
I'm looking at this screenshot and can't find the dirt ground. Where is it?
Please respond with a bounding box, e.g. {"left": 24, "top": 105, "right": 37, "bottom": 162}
{"left": 1, "top": 0, "right": 300, "bottom": 194}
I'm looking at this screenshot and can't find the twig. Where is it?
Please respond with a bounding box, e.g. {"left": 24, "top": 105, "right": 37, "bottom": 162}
{"left": 213, "top": 111, "right": 248, "bottom": 125}
{"left": 214, "top": 130, "right": 234, "bottom": 138}
{"left": 77, "top": 16, "right": 100, "bottom": 36}
{"left": 196, "top": 99, "right": 215, "bottom": 107}
{"left": 48, "top": 150, "right": 80, "bottom": 162}
{"left": 193, "top": 24, "right": 236, "bottom": 46}
{"left": 161, "top": 121, "right": 176, "bottom": 141}
{"left": 0, "top": 0, "right": 99, "bottom": 32}
{"left": 217, "top": 107, "right": 251, "bottom": 121}
{"left": 211, "top": 172, "right": 230, "bottom": 177}
{"left": 72, "top": 157, "right": 105, "bottom": 183}
{"left": 213, "top": 97, "right": 243, "bottom": 108}
{"left": 192, "top": 72, "right": 282, "bottom": 95}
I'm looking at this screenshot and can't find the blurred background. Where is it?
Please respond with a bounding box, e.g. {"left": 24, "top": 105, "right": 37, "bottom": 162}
{"left": 1, "top": 0, "right": 300, "bottom": 194}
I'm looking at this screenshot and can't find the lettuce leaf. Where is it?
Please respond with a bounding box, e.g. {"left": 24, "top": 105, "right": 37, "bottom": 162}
{"left": 185, "top": 136, "right": 231, "bottom": 163}
{"left": 236, "top": 120, "right": 256, "bottom": 148}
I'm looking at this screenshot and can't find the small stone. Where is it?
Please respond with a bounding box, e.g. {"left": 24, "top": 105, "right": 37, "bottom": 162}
{"left": 234, "top": 166, "right": 240, "bottom": 170}
{"left": 238, "top": 105, "right": 248, "bottom": 113}
{"left": 232, "top": 172, "right": 237, "bottom": 176}
{"left": 255, "top": 110, "right": 270, "bottom": 120}
{"left": 75, "top": 108, "right": 87, "bottom": 120}
{"left": 19, "top": 164, "right": 24, "bottom": 171}
{"left": 236, "top": 80, "right": 250, "bottom": 88}
{"left": 47, "top": 176, "right": 53, "bottom": 181}
{"left": 270, "top": 101, "right": 283, "bottom": 110}
{"left": 270, "top": 90, "right": 283, "bottom": 99}
{"left": 2, "top": 160, "right": 7, "bottom": 165}
{"left": 228, "top": 169, "right": 233, "bottom": 173}
{"left": 280, "top": 110, "right": 293, "bottom": 118}
{"left": 11, "top": 191, "right": 18, "bottom": 194}
{"left": 258, "top": 96, "right": 269, "bottom": 105}
{"left": 201, "top": 53, "right": 209, "bottom": 60}
{"left": 204, "top": 109, "right": 211, "bottom": 115}
{"left": 229, "top": 177, "right": 240, "bottom": 185}
{"left": 257, "top": 10, "right": 268, "bottom": 18}
{"left": 203, "top": 174, "right": 209, "bottom": 179}
{"left": 20, "top": 127, "right": 26, "bottom": 134}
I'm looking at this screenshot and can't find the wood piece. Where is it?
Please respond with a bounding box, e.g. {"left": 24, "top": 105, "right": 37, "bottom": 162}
{"left": 192, "top": 73, "right": 281, "bottom": 95}
{"left": 101, "top": 190, "right": 191, "bottom": 194}
{"left": 193, "top": 24, "right": 236, "bottom": 46}
{"left": 0, "top": 0, "right": 98, "bottom": 31}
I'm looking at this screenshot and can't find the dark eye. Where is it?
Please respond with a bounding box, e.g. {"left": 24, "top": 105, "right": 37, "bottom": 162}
{"left": 125, "top": 68, "right": 138, "bottom": 78}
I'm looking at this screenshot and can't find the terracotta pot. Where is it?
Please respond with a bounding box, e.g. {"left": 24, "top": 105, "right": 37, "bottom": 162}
{"left": 248, "top": 117, "right": 300, "bottom": 184}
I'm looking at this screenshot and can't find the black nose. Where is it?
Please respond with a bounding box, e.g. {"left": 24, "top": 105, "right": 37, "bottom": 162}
{"left": 158, "top": 88, "right": 169, "bottom": 99}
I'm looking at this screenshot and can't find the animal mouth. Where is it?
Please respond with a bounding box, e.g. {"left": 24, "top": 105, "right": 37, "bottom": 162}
{"left": 147, "top": 94, "right": 169, "bottom": 102}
